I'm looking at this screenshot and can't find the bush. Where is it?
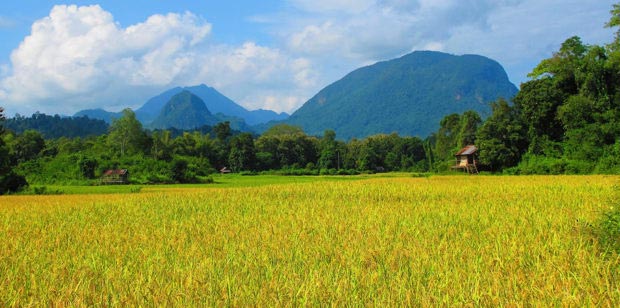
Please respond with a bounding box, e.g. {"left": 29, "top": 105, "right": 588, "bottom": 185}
{"left": 597, "top": 206, "right": 620, "bottom": 254}
{"left": 0, "top": 172, "right": 28, "bottom": 194}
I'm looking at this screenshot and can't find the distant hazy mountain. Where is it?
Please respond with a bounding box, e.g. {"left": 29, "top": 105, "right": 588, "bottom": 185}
{"left": 284, "top": 51, "right": 518, "bottom": 139}
{"left": 74, "top": 108, "right": 121, "bottom": 124}
{"left": 150, "top": 91, "right": 220, "bottom": 130}
{"left": 135, "top": 84, "right": 288, "bottom": 125}
{"left": 134, "top": 87, "right": 184, "bottom": 124}
{"left": 75, "top": 84, "right": 288, "bottom": 126}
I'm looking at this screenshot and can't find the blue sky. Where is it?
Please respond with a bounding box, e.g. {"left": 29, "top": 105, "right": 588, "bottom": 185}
{"left": 0, "top": 0, "right": 616, "bottom": 116}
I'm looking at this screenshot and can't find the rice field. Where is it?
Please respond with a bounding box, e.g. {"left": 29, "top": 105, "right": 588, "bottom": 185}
{"left": 1, "top": 175, "right": 619, "bottom": 306}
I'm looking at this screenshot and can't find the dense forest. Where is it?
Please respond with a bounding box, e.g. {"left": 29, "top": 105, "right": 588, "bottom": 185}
{"left": 0, "top": 4, "right": 619, "bottom": 194}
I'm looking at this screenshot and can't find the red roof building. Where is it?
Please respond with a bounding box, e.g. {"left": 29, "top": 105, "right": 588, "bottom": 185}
{"left": 101, "top": 169, "right": 129, "bottom": 184}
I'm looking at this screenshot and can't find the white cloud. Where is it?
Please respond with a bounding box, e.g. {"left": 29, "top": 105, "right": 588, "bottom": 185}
{"left": 188, "top": 42, "right": 319, "bottom": 113}
{"left": 0, "top": 4, "right": 316, "bottom": 115}
{"left": 242, "top": 94, "right": 306, "bottom": 114}
{"left": 280, "top": 0, "right": 616, "bottom": 87}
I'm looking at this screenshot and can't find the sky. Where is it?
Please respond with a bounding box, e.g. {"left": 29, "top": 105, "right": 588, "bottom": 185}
{"left": 0, "top": 0, "right": 616, "bottom": 117}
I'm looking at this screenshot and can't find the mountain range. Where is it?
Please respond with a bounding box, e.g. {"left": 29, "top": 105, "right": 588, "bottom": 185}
{"left": 283, "top": 51, "right": 518, "bottom": 139}
{"left": 75, "top": 50, "right": 518, "bottom": 138}
{"left": 74, "top": 84, "right": 289, "bottom": 127}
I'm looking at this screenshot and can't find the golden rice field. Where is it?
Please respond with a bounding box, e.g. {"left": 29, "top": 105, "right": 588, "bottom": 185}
{"left": 1, "top": 175, "right": 619, "bottom": 306}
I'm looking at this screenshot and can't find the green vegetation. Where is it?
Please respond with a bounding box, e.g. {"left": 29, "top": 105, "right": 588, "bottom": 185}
{"left": 5, "top": 112, "right": 108, "bottom": 138}
{"left": 431, "top": 6, "right": 620, "bottom": 174}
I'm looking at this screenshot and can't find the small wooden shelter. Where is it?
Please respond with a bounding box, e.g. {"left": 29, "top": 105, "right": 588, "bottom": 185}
{"left": 452, "top": 145, "right": 479, "bottom": 174}
{"left": 101, "top": 169, "right": 129, "bottom": 184}
{"left": 220, "top": 167, "right": 232, "bottom": 174}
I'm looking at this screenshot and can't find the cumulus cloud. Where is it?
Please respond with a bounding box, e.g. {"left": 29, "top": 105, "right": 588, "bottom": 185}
{"left": 0, "top": 4, "right": 317, "bottom": 115}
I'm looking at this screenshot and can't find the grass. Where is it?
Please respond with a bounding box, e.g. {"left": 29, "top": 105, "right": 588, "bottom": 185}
{"left": 26, "top": 173, "right": 371, "bottom": 195}
{"left": 1, "top": 175, "right": 619, "bottom": 305}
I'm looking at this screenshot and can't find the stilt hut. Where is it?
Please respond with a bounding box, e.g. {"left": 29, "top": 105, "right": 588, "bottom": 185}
{"left": 452, "top": 145, "right": 479, "bottom": 174}
{"left": 101, "top": 169, "right": 129, "bottom": 184}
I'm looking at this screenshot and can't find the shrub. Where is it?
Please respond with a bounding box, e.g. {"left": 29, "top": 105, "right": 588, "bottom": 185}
{"left": 597, "top": 206, "right": 620, "bottom": 254}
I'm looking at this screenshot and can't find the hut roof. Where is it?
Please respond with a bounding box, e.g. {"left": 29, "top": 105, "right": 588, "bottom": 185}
{"left": 103, "top": 169, "right": 128, "bottom": 176}
{"left": 455, "top": 145, "right": 477, "bottom": 156}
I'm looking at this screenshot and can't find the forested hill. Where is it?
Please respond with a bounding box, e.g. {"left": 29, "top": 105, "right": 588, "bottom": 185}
{"left": 4, "top": 113, "right": 108, "bottom": 138}
{"left": 150, "top": 91, "right": 220, "bottom": 130}
{"left": 285, "top": 51, "right": 518, "bottom": 139}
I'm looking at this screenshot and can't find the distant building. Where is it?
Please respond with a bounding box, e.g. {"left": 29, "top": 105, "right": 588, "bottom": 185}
{"left": 101, "top": 169, "right": 129, "bottom": 184}
{"left": 452, "top": 145, "right": 479, "bottom": 174}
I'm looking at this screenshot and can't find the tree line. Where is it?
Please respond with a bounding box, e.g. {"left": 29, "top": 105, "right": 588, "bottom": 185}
{"left": 1, "top": 3, "right": 619, "bottom": 193}
{"left": 0, "top": 107, "right": 431, "bottom": 190}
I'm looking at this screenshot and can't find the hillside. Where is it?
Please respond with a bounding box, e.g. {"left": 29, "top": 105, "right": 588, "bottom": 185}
{"left": 149, "top": 91, "right": 220, "bottom": 130}
{"left": 285, "top": 51, "right": 518, "bottom": 139}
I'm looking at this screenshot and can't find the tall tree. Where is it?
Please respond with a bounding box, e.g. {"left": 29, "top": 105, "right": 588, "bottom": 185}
{"left": 107, "top": 109, "right": 147, "bottom": 157}
{"left": 318, "top": 130, "right": 338, "bottom": 169}
{"left": 434, "top": 113, "right": 461, "bottom": 162}
{"left": 213, "top": 121, "right": 232, "bottom": 143}
{"left": 0, "top": 107, "right": 28, "bottom": 194}
{"left": 457, "top": 111, "right": 482, "bottom": 147}
{"left": 514, "top": 77, "right": 566, "bottom": 154}
{"left": 606, "top": 3, "right": 620, "bottom": 47}
{"left": 476, "top": 99, "right": 528, "bottom": 171}
{"left": 228, "top": 133, "right": 256, "bottom": 172}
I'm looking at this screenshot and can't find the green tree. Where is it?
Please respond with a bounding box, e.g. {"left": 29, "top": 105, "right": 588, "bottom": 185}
{"left": 213, "top": 121, "right": 232, "bottom": 143}
{"left": 171, "top": 158, "right": 190, "bottom": 183}
{"left": 11, "top": 129, "right": 46, "bottom": 163}
{"left": 606, "top": 3, "right": 620, "bottom": 46}
{"left": 456, "top": 111, "right": 482, "bottom": 147}
{"left": 318, "top": 130, "right": 337, "bottom": 169}
{"left": 514, "top": 77, "right": 566, "bottom": 154}
{"left": 0, "top": 107, "right": 28, "bottom": 194}
{"left": 78, "top": 156, "right": 98, "bottom": 179}
{"left": 228, "top": 133, "right": 256, "bottom": 172}
{"left": 151, "top": 130, "right": 173, "bottom": 160}
{"left": 476, "top": 99, "right": 528, "bottom": 171}
{"left": 107, "top": 109, "right": 147, "bottom": 157}
{"left": 434, "top": 113, "right": 461, "bottom": 162}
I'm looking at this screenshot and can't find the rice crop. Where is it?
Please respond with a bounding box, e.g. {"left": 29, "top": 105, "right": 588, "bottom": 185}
{"left": 1, "top": 175, "right": 619, "bottom": 306}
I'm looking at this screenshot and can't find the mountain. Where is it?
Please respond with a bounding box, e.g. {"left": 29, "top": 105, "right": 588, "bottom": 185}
{"left": 74, "top": 108, "right": 121, "bottom": 124}
{"left": 284, "top": 51, "right": 518, "bottom": 139}
{"left": 134, "top": 87, "right": 183, "bottom": 124}
{"left": 245, "top": 109, "right": 289, "bottom": 126}
{"left": 135, "top": 84, "right": 288, "bottom": 125}
{"left": 75, "top": 84, "right": 288, "bottom": 126}
{"left": 150, "top": 91, "right": 220, "bottom": 130}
